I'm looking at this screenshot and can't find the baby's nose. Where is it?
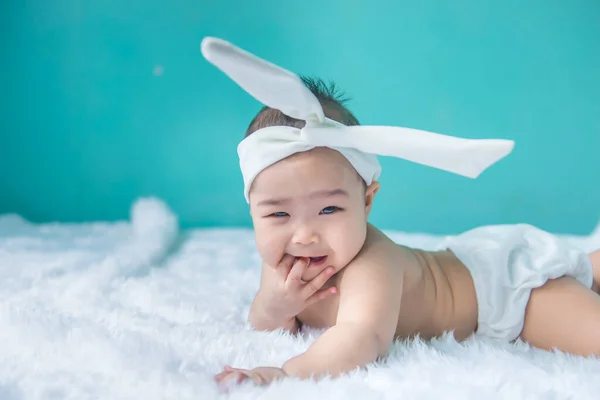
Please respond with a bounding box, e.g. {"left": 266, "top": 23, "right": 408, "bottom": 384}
{"left": 291, "top": 225, "right": 319, "bottom": 245}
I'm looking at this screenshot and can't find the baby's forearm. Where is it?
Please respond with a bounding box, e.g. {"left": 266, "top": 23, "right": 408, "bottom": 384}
{"left": 248, "top": 294, "right": 300, "bottom": 333}
{"left": 282, "top": 323, "right": 381, "bottom": 379}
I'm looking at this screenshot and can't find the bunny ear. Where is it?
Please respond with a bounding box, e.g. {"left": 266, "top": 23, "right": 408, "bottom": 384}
{"left": 302, "top": 124, "right": 515, "bottom": 178}
{"left": 203, "top": 36, "right": 515, "bottom": 180}
{"left": 201, "top": 37, "right": 325, "bottom": 122}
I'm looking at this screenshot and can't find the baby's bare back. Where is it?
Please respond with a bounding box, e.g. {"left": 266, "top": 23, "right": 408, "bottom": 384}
{"left": 297, "top": 224, "right": 479, "bottom": 341}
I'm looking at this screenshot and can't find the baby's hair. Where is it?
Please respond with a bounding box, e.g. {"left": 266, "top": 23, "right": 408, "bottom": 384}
{"left": 244, "top": 76, "right": 360, "bottom": 137}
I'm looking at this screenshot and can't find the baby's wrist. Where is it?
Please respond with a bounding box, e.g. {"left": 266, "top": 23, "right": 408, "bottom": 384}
{"left": 264, "top": 308, "right": 297, "bottom": 329}
{"left": 256, "top": 292, "right": 295, "bottom": 321}
{"left": 251, "top": 296, "right": 297, "bottom": 331}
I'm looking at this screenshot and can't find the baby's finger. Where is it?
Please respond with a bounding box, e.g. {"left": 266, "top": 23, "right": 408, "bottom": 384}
{"left": 214, "top": 372, "right": 226, "bottom": 382}
{"left": 302, "top": 266, "right": 336, "bottom": 297}
{"left": 217, "top": 371, "right": 248, "bottom": 391}
{"left": 275, "top": 253, "right": 295, "bottom": 270}
{"left": 286, "top": 257, "right": 310, "bottom": 286}
{"left": 274, "top": 254, "right": 295, "bottom": 280}
{"left": 305, "top": 286, "right": 338, "bottom": 306}
{"left": 214, "top": 370, "right": 234, "bottom": 383}
{"left": 233, "top": 372, "right": 249, "bottom": 384}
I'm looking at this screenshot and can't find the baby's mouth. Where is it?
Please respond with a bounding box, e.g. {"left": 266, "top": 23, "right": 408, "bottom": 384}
{"left": 308, "top": 256, "right": 327, "bottom": 266}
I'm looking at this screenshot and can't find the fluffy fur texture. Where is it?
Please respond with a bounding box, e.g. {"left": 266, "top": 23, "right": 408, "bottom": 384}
{"left": 0, "top": 198, "right": 599, "bottom": 399}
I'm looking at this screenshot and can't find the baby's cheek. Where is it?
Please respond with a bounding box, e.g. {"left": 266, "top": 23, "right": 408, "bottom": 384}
{"left": 335, "top": 219, "right": 367, "bottom": 261}
{"left": 255, "top": 229, "right": 286, "bottom": 266}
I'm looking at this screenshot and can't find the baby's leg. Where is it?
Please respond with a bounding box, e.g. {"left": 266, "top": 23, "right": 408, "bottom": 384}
{"left": 590, "top": 250, "right": 600, "bottom": 294}
{"left": 519, "top": 276, "right": 600, "bottom": 357}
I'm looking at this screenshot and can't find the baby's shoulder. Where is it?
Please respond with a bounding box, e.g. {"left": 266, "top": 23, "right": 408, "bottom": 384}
{"left": 337, "top": 226, "right": 420, "bottom": 287}
{"left": 360, "top": 223, "right": 422, "bottom": 264}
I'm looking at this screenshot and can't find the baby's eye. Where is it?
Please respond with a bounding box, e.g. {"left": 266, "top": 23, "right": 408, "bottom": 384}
{"left": 320, "top": 206, "right": 340, "bottom": 215}
{"left": 270, "top": 211, "right": 289, "bottom": 217}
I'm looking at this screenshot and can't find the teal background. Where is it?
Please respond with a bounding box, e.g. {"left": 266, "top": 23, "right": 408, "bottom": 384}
{"left": 1, "top": 0, "right": 599, "bottom": 235}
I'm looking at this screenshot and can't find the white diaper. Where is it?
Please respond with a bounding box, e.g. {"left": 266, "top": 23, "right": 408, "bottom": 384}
{"left": 441, "top": 224, "right": 594, "bottom": 342}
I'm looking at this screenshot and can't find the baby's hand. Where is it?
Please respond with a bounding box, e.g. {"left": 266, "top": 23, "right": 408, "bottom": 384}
{"left": 214, "top": 366, "right": 287, "bottom": 390}
{"left": 260, "top": 254, "right": 337, "bottom": 323}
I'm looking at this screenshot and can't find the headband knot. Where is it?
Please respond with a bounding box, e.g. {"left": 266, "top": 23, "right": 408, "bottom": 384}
{"left": 201, "top": 37, "right": 515, "bottom": 203}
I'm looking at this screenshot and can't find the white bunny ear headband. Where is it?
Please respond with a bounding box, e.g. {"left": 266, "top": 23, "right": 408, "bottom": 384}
{"left": 200, "top": 37, "right": 515, "bottom": 203}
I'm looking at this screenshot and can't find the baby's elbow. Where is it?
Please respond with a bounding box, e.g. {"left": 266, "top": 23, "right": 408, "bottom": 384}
{"left": 350, "top": 327, "right": 389, "bottom": 361}
{"left": 365, "top": 321, "right": 398, "bottom": 358}
{"left": 374, "top": 331, "right": 394, "bottom": 358}
{"left": 340, "top": 322, "right": 393, "bottom": 359}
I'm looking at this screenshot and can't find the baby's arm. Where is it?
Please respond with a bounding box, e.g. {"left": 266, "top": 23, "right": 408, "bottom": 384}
{"left": 282, "top": 254, "right": 404, "bottom": 379}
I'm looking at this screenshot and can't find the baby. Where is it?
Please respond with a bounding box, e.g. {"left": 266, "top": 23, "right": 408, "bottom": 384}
{"left": 201, "top": 37, "right": 600, "bottom": 388}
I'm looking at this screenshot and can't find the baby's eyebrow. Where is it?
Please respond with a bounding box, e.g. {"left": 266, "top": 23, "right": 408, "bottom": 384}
{"left": 256, "top": 188, "right": 349, "bottom": 207}
{"left": 310, "top": 188, "right": 349, "bottom": 198}
{"left": 256, "top": 197, "right": 290, "bottom": 207}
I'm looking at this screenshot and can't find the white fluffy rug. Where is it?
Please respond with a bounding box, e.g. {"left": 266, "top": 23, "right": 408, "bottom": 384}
{"left": 1, "top": 198, "right": 600, "bottom": 400}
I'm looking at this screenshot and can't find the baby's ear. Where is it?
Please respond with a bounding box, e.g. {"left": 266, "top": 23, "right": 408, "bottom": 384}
{"left": 364, "top": 181, "right": 380, "bottom": 216}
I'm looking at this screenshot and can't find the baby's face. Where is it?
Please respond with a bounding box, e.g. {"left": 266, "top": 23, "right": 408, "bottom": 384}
{"left": 248, "top": 147, "right": 378, "bottom": 281}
